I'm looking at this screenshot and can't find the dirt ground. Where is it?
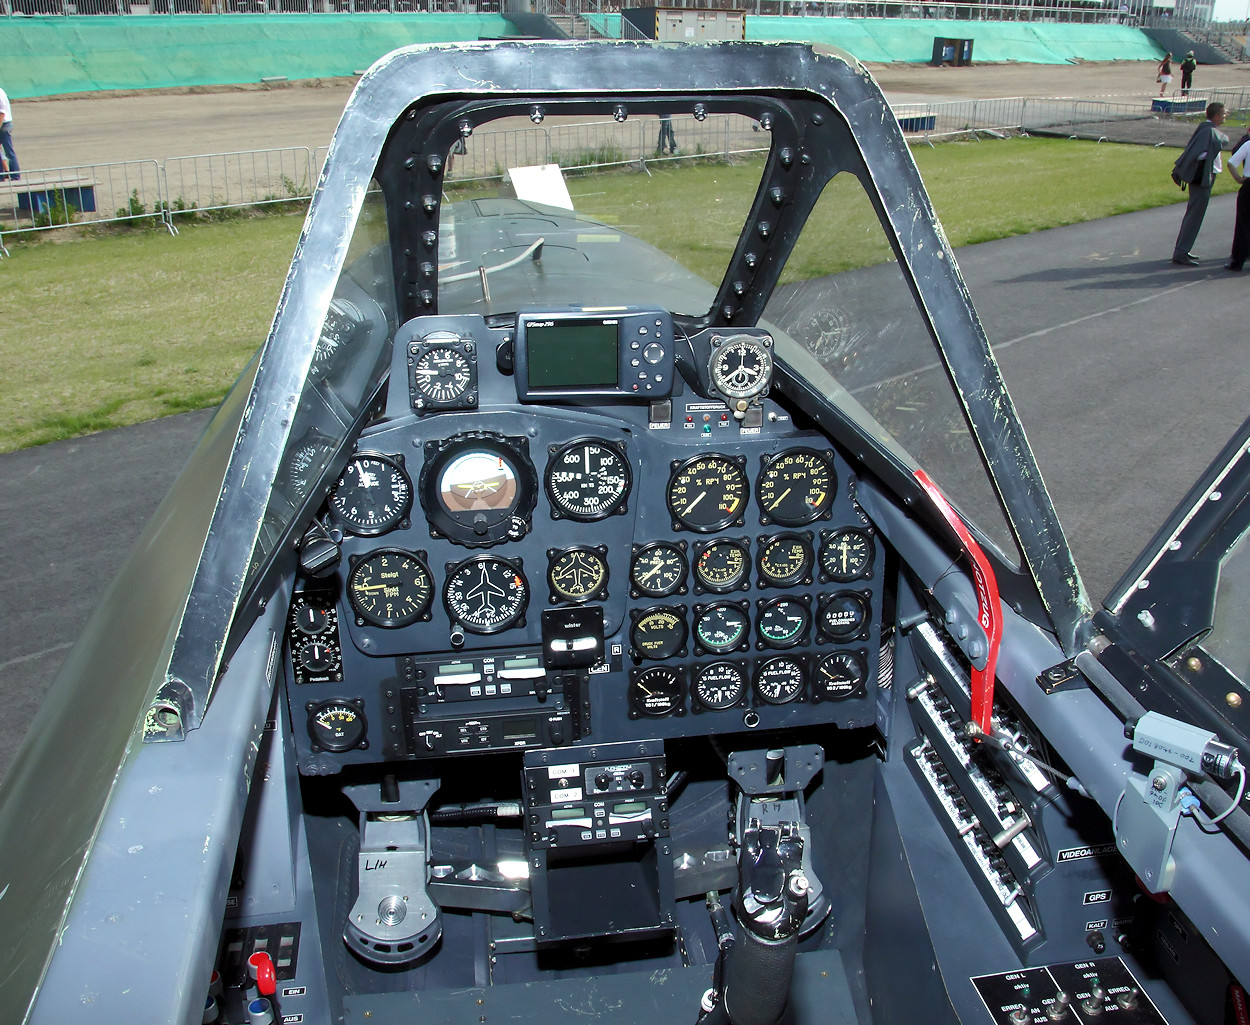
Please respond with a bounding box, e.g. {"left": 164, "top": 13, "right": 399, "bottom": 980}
{"left": 14, "top": 58, "right": 1250, "bottom": 172}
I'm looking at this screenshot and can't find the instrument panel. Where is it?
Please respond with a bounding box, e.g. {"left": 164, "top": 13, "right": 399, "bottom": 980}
{"left": 286, "top": 311, "right": 882, "bottom": 774}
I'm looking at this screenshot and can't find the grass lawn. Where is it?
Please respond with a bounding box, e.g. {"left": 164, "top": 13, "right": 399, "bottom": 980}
{"left": 0, "top": 136, "right": 1231, "bottom": 454}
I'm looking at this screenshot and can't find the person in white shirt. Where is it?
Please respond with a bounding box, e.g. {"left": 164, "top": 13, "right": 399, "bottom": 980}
{"left": 1226, "top": 134, "right": 1250, "bottom": 271}
{"left": 0, "top": 86, "right": 19, "bottom": 182}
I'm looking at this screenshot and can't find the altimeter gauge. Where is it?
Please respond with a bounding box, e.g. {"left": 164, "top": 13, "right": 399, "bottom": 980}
{"left": 329, "top": 454, "right": 412, "bottom": 537}
{"left": 409, "top": 333, "right": 477, "bottom": 412}
{"left": 547, "top": 546, "right": 609, "bottom": 603}
{"left": 443, "top": 556, "right": 529, "bottom": 635}
{"left": 347, "top": 549, "right": 433, "bottom": 628}
{"left": 709, "top": 332, "right": 773, "bottom": 401}
{"left": 545, "top": 438, "right": 632, "bottom": 521}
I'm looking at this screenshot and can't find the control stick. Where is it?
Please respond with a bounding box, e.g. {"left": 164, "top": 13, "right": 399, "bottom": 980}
{"left": 700, "top": 821, "right": 808, "bottom": 1025}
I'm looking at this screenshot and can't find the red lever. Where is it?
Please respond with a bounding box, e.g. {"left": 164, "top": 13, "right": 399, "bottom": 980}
{"left": 247, "top": 950, "right": 277, "bottom": 997}
{"left": 913, "top": 470, "right": 1002, "bottom": 737}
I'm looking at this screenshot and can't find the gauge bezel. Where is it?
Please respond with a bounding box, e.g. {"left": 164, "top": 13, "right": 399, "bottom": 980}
{"left": 708, "top": 332, "right": 774, "bottom": 402}
{"left": 419, "top": 431, "right": 538, "bottom": 548}
{"left": 755, "top": 448, "right": 837, "bottom": 527}
{"left": 817, "top": 590, "right": 872, "bottom": 643}
{"left": 307, "top": 698, "right": 368, "bottom": 753}
{"left": 629, "top": 605, "right": 688, "bottom": 661}
{"left": 546, "top": 545, "right": 610, "bottom": 604}
{"left": 666, "top": 453, "right": 750, "bottom": 533}
{"left": 630, "top": 541, "right": 688, "bottom": 598}
{"left": 814, "top": 650, "right": 867, "bottom": 702}
{"left": 628, "top": 665, "right": 686, "bottom": 718}
{"left": 346, "top": 548, "right": 434, "bottom": 628}
{"left": 408, "top": 334, "right": 478, "bottom": 414}
{"left": 754, "top": 655, "right": 806, "bottom": 705}
{"left": 693, "top": 661, "right": 748, "bottom": 711}
{"left": 756, "top": 531, "right": 815, "bottom": 588}
{"left": 544, "top": 437, "right": 633, "bottom": 522}
{"left": 818, "top": 527, "right": 876, "bottom": 582}
{"left": 692, "top": 537, "right": 751, "bottom": 594}
{"left": 693, "top": 601, "right": 751, "bottom": 655}
{"left": 329, "top": 452, "right": 413, "bottom": 537}
{"left": 755, "top": 595, "right": 811, "bottom": 650}
{"left": 443, "top": 555, "right": 530, "bottom": 635}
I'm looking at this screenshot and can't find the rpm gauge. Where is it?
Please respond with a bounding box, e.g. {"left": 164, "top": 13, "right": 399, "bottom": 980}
{"left": 694, "top": 662, "right": 747, "bottom": 711}
{"left": 545, "top": 438, "right": 632, "bottom": 521}
{"left": 630, "top": 542, "right": 688, "bottom": 598}
{"left": 347, "top": 549, "right": 433, "bottom": 628}
{"left": 444, "top": 556, "right": 529, "bottom": 634}
{"left": 329, "top": 454, "right": 412, "bottom": 537}
{"left": 547, "top": 546, "right": 609, "bottom": 603}
{"left": 756, "top": 449, "right": 836, "bottom": 527}
{"left": 667, "top": 454, "right": 749, "bottom": 533}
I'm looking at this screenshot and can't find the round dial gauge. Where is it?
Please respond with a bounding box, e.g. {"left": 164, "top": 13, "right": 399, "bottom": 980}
{"left": 630, "top": 607, "right": 688, "bottom": 661}
{"left": 284, "top": 432, "right": 335, "bottom": 499}
{"left": 297, "top": 639, "right": 340, "bottom": 675}
{"left": 756, "top": 449, "right": 836, "bottom": 527}
{"left": 547, "top": 547, "right": 609, "bottom": 603}
{"left": 293, "top": 603, "right": 329, "bottom": 635}
{"left": 330, "top": 454, "right": 412, "bottom": 537}
{"left": 347, "top": 550, "right": 433, "bottom": 628}
{"left": 667, "top": 455, "right": 749, "bottom": 533}
{"left": 694, "top": 538, "right": 750, "bottom": 593}
{"left": 313, "top": 297, "right": 364, "bottom": 374}
{"left": 815, "top": 651, "right": 867, "bottom": 702}
{"left": 421, "top": 434, "right": 537, "bottom": 547}
{"left": 413, "top": 345, "right": 474, "bottom": 405}
{"left": 756, "top": 597, "right": 810, "bottom": 649}
{"left": 710, "top": 333, "right": 773, "bottom": 400}
{"left": 819, "top": 528, "right": 875, "bottom": 582}
{"left": 307, "top": 700, "right": 366, "bottom": 752}
{"left": 694, "top": 603, "right": 750, "bottom": 653}
{"left": 818, "top": 591, "right": 871, "bottom": 642}
{"left": 545, "top": 439, "right": 632, "bottom": 521}
{"left": 631, "top": 542, "right": 688, "bottom": 598}
{"left": 629, "top": 666, "right": 685, "bottom": 718}
{"left": 758, "top": 533, "right": 814, "bottom": 587}
{"left": 755, "top": 656, "right": 806, "bottom": 705}
{"left": 444, "top": 556, "right": 529, "bottom": 634}
{"left": 694, "top": 662, "right": 748, "bottom": 710}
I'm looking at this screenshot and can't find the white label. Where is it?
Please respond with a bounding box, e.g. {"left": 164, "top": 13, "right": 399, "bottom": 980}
{"left": 547, "top": 764, "right": 580, "bottom": 779}
{"left": 551, "top": 787, "right": 583, "bottom": 802}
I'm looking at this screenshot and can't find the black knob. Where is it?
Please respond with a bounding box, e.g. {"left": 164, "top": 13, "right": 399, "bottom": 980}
{"left": 595, "top": 773, "right": 611, "bottom": 790}
{"left": 629, "top": 770, "right": 645, "bottom": 788}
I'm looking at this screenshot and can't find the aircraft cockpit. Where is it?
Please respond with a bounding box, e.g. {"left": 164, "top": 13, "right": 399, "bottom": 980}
{"left": 3, "top": 41, "right": 1249, "bottom": 1025}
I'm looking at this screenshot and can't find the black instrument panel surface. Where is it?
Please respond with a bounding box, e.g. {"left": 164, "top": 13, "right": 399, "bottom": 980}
{"left": 286, "top": 314, "right": 883, "bottom": 772}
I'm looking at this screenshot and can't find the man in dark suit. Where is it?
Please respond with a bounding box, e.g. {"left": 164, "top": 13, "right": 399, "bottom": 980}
{"left": 1172, "top": 102, "right": 1227, "bottom": 266}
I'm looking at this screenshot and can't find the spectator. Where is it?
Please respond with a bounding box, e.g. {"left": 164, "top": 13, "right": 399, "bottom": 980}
{"left": 1171, "top": 102, "right": 1227, "bottom": 266}
{"left": 0, "top": 86, "right": 19, "bottom": 182}
{"left": 1180, "top": 51, "right": 1197, "bottom": 96}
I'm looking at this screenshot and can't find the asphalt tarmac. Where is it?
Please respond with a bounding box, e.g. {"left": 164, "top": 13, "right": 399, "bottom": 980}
{"left": 2, "top": 195, "right": 1249, "bottom": 781}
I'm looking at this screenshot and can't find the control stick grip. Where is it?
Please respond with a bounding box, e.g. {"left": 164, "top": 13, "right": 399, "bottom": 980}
{"left": 720, "top": 931, "right": 798, "bottom": 1025}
